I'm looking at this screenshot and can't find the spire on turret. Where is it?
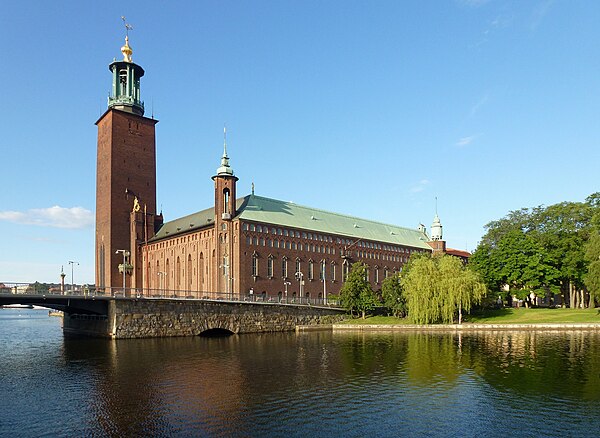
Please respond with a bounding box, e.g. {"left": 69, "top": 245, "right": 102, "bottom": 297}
{"left": 216, "top": 126, "right": 235, "bottom": 176}
{"left": 431, "top": 197, "right": 443, "bottom": 241}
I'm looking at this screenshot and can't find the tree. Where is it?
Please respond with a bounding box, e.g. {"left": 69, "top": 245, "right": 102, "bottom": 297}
{"left": 470, "top": 195, "right": 600, "bottom": 308}
{"left": 401, "top": 255, "right": 486, "bottom": 324}
{"left": 381, "top": 273, "right": 406, "bottom": 318}
{"left": 340, "top": 262, "right": 377, "bottom": 319}
{"left": 584, "top": 212, "right": 600, "bottom": 307}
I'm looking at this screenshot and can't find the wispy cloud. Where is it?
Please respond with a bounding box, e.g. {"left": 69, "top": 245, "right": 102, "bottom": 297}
{"left": 531, "top": 0, "right": 554, "bottom": 30}
{"left": 0, "top": 206, "right": 93, "bottom": 229}
{"left": 456, "top": 135, "right": 476, "bottom": 147}
{"left": 410, "top": 179, "right": 431, "bottom": 194}
{"left": 469, "top": 92, "right": 489, "bottom": 117}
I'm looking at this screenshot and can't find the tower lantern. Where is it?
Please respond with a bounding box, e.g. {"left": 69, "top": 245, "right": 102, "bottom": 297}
{"left": 107, "top": 19, "right": 145, "bottom": 116}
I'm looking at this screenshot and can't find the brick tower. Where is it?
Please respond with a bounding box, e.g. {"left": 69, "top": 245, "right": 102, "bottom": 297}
{"left": 95, "top": 35, "right": 158, "bottom": 294}
{"left": 212, "top": 129, "right": 238, "bottom": 296}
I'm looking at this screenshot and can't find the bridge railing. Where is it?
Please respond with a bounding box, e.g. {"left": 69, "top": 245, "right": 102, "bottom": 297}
{"left": 0, "top": 282, "right": 341, "bottom": 308}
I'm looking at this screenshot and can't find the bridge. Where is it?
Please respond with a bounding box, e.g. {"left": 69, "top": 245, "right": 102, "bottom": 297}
{"left": 0, "top": 290, "right": 346, "bottom": 339}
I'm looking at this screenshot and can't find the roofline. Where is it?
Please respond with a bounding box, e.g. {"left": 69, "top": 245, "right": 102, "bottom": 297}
{"left": 246, "top": 194, "right": 425, "bottom": 235}
{"left": 95, "top": 107, "right": 159, "bottom": 126}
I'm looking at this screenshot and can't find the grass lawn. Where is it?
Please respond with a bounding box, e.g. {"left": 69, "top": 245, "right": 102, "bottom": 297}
{"left": 465, "top": 307, "right": 600, "bottom": 324}
{"left": 339, "top": 308, "right": 600, "bottom": 325}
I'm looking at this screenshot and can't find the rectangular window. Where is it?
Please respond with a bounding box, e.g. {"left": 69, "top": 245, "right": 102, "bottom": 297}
{"left": 331, "top": 264, "right": 336, "bottom": 281}
{"left": 320, "top": 261, "right": 325, "bottom": 281}
{"left": 282, "top": 259, "right": 288, "bottom": 278}
{"left": 308, "top": 261, "right": 314, "bottom": 280}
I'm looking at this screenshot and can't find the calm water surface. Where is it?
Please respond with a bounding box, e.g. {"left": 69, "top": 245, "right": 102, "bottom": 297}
{"left": 1, "top": 309, "right": 600, "bottom": 437}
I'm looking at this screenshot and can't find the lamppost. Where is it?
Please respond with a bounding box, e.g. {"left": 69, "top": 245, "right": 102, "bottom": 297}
{"left": 115, "top": 250, "right": 130, "bottom": 295}
{"left": 322, "top": 269, "right": 327, "bottom": 306}
{"left": 294, "top": 271, "right": 304, "bottom": 303}
{"left": 284, "top": 280, "right": 291, "bottom": 303}
{"left": 68, "top": 261, "right": 78, "bottom": 294}
{"left": 157, "top": 271, "right": 166, "bottom": 298}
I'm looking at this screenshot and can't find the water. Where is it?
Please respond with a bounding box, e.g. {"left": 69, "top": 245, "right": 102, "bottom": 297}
{"left": 2, "top": 309, "right": 600, "bottom": 437}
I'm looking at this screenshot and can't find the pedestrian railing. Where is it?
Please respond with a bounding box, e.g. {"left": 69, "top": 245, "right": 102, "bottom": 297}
{"left": 0, "top": 282, "right": 341, "bottom": 308}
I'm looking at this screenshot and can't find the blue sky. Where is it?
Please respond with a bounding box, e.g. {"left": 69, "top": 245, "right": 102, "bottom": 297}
{"left": 1, "top": 1, "right": 598, "bottom": 284}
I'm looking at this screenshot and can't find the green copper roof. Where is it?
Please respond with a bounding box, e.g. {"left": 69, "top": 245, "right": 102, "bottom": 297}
{"left": 238, "top": 194, "right": 431, "bottom": 249}
{"left": 150, "top": 194, "right": 431, "bottom": 250}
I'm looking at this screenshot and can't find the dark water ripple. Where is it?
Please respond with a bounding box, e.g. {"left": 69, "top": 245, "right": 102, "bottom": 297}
{"left": 2, "top": 310, "right": 600, "bottom": 437}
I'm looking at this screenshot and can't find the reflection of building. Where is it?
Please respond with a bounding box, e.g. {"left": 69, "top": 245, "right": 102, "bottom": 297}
{"left": 95, "top": 36, "right": 466, "bottom": 297}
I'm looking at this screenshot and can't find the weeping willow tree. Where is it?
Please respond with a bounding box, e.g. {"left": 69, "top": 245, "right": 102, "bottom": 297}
{"left": 402, "top": 254, "right": 487, "bottom": 324}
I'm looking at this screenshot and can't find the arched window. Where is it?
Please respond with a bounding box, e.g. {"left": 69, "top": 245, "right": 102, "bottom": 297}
{"left": 188, "top": 254, "right": 193, "bottom": 290}
{"left": 252, "top": 252, "right": 259, "bottom": 277}
{"left": 165, "top": 258, "right": 170, "bottom": 290}
{"left": 320, "top": 260, "right": 326, "bottom": 281}
{"left": 331, "top": 261, "right": 336, "bottom": 281}
{"left": 308, "top": 259, "right": 314, "bottom": 280}
{"left": 199, "top": 252, "right": 204, "bottom": 287}
{"left": 281, "top": 257, "right": 288, "bottom": 279}
{"left": 223, "top": 188, "right": 230, "bottom": 214}
{"left": 343, "top": 259, "right": 350, "bottom": 282}
{"left": 295, "top": 258, "right": 301, "bottom": 274}
{"left": 267, "top": 255, "right": 274, "bottom": 278}
{"left": 176, "top": 256, "right": 181, "bottom": 289}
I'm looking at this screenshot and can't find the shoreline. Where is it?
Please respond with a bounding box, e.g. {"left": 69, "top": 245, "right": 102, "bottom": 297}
{"left": 298, "top": 323, "right": 600, "bottom": 332}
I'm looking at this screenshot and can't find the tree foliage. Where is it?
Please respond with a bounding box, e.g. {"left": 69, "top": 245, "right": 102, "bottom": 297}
{"left": 340, "top": 262, "right": 377, "bottom": 319}
{"left": 584, "top": 212, "right": 600, "bottom": 304}
{"left": 381, "top": 273, "right": 406, "bottom": 317}
{"left": 470, "top": 194, "right": 600, "bottom": 307}
{"left": 401, "top": 255, "right": 486, "bottom": 324}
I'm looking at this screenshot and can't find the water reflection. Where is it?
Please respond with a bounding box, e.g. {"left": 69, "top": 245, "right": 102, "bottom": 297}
{"left": 3, "top": 311, "right": 600, "bottom": 437}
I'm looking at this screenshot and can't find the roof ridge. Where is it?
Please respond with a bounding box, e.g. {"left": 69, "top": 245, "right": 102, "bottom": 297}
{"left": 247, "top": 193, "right": 421, "bottom": 233}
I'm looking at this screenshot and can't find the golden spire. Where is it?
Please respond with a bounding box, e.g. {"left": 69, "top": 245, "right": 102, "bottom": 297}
{"left": 120, "top": 16, "right": 134, "bottom": 62}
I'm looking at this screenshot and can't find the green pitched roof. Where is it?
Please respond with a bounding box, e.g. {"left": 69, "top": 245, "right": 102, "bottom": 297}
{"left": 238, "top": 194, "right": 431, "bottom": 249}
{"left": 151, "top": 194, "right": 431, "bottom": 250}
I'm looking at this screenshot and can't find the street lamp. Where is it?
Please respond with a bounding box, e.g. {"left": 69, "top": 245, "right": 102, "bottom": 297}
{"left": 284, "top": 280, "right": 291, "bottom": 303}
{"left": 294, "top": 271, "right": 304, "bottom": 303}
{"left": 115, "top": 250, "right": 130, "bottom": 295}
{"left": 68, "top": 261, "right": 78, "bottom": 294}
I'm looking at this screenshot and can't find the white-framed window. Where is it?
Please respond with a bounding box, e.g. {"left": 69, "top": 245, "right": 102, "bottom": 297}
{"left": 282, "top": 257, "right": 288, "bottom": 278}
{"left": 252, "top": 253, "right": 259, "bottom": 277}
{"left": 267, "top": 255, "right": 274, "bottom": 278}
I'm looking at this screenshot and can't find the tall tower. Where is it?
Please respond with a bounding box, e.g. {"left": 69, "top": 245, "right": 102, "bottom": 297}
{"left": 95, "top": 33, "right": 158, "bottom": 294}
{"left": 212, "top": 130, "right": 238, "bottom": 295}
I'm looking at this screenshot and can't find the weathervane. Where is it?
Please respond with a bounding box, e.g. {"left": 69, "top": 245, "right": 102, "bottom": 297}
{"left": 121, "top": 16, "right": 133, "bottom": 37}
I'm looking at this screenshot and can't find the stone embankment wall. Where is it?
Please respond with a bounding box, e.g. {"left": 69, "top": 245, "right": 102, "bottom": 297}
{"left": 108, "top": 299, "right": 346, "bottom": 339}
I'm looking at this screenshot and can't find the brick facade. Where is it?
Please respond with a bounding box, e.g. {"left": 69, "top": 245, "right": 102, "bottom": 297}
{"left": 95, "top": 108, "right": 158, "bottom": 292}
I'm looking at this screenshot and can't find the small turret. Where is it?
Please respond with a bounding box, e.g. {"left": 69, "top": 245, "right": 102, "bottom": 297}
{"left": 431, "top": 213, "right": 443, "bottom": 241}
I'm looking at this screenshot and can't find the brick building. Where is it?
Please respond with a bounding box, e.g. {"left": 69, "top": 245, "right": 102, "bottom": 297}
{"left": 95, "top": 37, "right": 466, "bottom": 299}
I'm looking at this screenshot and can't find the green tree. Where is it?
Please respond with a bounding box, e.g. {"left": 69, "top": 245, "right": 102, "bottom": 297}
{"left": 471, "top": 195, "right": 600, "bottom": 307}
{"left": 381, "top": 273, "right": 406, "bottom": 318}
{"left": 401, "top": 255, "right": 486, "bottom": 324}
{"left": 584, "top": 212, "right": 600, "bottom": 307}
{"left": 340, "top": 262, "right": 377, "bottom": 319}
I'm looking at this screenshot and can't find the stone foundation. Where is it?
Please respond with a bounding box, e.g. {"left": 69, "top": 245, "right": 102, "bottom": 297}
{"left": 65, "top": 298, "right": 346, "bottom": 339}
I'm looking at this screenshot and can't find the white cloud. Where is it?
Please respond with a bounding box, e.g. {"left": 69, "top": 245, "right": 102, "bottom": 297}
{"left": 469, "top": 92, "right": 489, "bottom": 117}
{"left": 0, "top": 206, "right": 94, "bottom": 229}
{"left": 410, "top": 179, "right": 430, "bottom": 194}
{"left": 531, "top": 0, "right": 554, "bottom": 30}
{"left": 456, "top": 135, "right": 476, "bottom": 147}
